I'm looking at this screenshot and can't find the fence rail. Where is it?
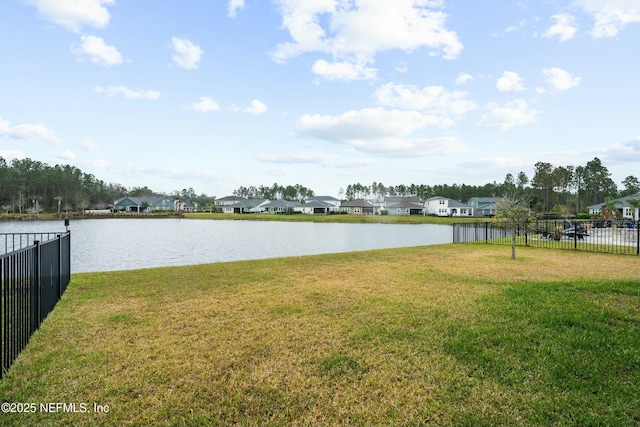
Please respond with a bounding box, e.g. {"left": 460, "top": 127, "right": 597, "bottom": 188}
{"left": 1, "top": 231, "right": 70, "bottom": 379}
{"left": 453, "top": 219, "right": 640, "bottom": 255}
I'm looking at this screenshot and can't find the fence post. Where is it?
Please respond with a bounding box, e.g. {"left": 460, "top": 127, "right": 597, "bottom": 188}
{"left": 33, "top": 240, "right": 41, "bottom": 327}
{"left": 485, "top": 222, "right": 488, "bottom": 242}
{"left": 58, "top": 234, "right": 63, "bottom": 298}
{"left": 637, "top": 220, "right": 639, "bottom": 256}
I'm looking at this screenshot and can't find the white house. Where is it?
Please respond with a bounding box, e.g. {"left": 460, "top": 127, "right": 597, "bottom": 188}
{"left": 222, "top": 199, "right": 270, "bottom": 214}
{"left": 425, "top": 196, "right": 472, "bottom": 217}
{"left": 587, "top": 193, "right": 640, "bottom": 220}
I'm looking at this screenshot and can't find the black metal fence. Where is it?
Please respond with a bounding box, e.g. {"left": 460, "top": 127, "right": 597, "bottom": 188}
{"left": 1, "top": 231, "right": 71, "bottom": 379}
{"left": 453, "top": 219, "right": 640, "bottom": 255}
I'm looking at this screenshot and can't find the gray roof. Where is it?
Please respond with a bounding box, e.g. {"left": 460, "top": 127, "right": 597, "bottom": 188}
{"left": 385, "top": 196, "right": 421, "bottom": 203}
{"left": 447, "top": 199, "right": 471, "bottom": 208}
{"left": 386, "top": 201, "right": 424, "bottom": 209}
{"left": 216, "top": 195, "right": 245, "bottom": 202}
{"left": 467, "top": 197, "right": 499, "bottom": 203}
{"left": 308, "top": 196, "right": 339, "bottom": 202}
{"left": 587, "top": 192, "right": 640, "bottom": 209}
{"left": 115, "top": 195, "right": 173, "bottom": 206}
{"left": 263, "top": 200, "right": 301, "bottom": 208}
{"left": 228, "top": 198, "right": 269, "bottom": 208}
{"left": 341, "top": 199, "right": 375, "bottom": 207}
{"left": 302, "top": 200, "right": 331, "bottom": 208}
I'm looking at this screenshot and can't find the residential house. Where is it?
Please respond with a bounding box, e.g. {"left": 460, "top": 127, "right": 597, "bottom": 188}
{"left": 215, "top": 195, "right": 245, "bottom": 212}
{"left": 587, "top": 192, "right": 640, "bottom": 220}
{"left": 425, "top": 196, "right": 472, "bottom": 217}
{"left": 263, "top": 199, "right": 301, "bottom": 214}
{"left": 114, "top": 196, "right": 176, "bottom": 213}
{"left": 295, "top": 200, "right": 332, "bottom": 214}
{"left": 307, "top": 196, "right": 341, "bottom": 213}
{"left": 340, "top": 199, "right": 378, "bottom": 215}
{"left": 174, "top": 199, "right": 196, "bottom": 212}
{"left": 384, "top": 196, "right": 424, "bottom": 215}
{"left": 222, "top": 199, "right": 270, "bottom": 214}
{"left": 467, "top": 197, "right": 500, "bottom": 217}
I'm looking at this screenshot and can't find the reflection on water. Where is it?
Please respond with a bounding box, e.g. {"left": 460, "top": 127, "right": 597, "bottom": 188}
{"left": 1, "top": 218, "right": 452, "bottom": 273}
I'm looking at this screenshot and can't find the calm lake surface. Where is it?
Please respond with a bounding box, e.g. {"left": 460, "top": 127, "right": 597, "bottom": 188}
{"left": 1, "top": 218, "right": 453, "bottom": 273}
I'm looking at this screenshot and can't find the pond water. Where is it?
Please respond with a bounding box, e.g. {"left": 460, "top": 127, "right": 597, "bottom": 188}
{"left": 1, "top": 218, "right": 453, "bottom": 273}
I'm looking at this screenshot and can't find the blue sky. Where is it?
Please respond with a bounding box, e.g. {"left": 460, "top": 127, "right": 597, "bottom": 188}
{"left": 1, "top": 0, "right": 639, "bottom": 198}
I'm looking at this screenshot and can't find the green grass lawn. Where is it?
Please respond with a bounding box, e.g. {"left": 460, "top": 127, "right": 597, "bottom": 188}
{"left": 2, "top": 244, "right": 640, "bottom": 426}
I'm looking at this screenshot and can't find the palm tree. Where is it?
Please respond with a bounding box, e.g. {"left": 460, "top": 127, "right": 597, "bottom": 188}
{"left": 601, "top": 197, "right": 621, "bottom": 224}
{"left": 626, "top": 197, "right": 640, "bottom": 223}
{"left": 494, "top": 192, "right": 532, "bottom": 260}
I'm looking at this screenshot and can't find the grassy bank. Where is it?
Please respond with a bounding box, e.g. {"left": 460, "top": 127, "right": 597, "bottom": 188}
{"left": 2, "top": 211, "right": 479, "bottom": 224}
{"left": 184, "top": 212, "right": 481, "bottom": 224}
{"left": 1, "top": 244, "right": 640, "bottom": 426}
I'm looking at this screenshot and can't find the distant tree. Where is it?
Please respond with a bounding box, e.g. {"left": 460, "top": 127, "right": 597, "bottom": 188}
{"left": 128, "top": 186, "right": 156, "bottom": 197}
{"left": 621, "top": 176, "right": 640, "bottom": 196}
{"left": 494, "top": 192, "right": 533, "bottom": 260}
{"left": 572, "top": 165, "right": 586, "bottom": 213}
{"left": 516, "top": 171, "right": 529, "bottom": 189}
{"left": 532, "top": 161, "right": 554, "bottom": 212}
{"left": 583, "top": 157, "right": 616, "bottom": 205}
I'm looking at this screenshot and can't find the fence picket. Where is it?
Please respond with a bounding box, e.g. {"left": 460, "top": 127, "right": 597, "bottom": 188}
{"left": 453, "top": 219, "right": 640, "bottom": 255}
{"left": 1, "top": 231, "right": 70, "bottom": 379}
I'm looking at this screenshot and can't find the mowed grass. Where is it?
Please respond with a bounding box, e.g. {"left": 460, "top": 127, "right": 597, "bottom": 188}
{"left": 2, "top": 244, "right": 640, "bottom": 426}
{"left": 184, "top": 212, "right": 481, "bottom": 224}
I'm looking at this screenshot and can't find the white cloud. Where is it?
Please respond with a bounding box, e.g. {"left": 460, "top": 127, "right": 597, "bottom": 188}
{"left": 296, "top": 107, "right": 468, "bottom": 157}
{"left": 600, "top": 138, "right": 640, "bottom": 162}
{"left": 0, "top": 150, "right": 26, "bottom": 160}
{"left": 272, "top": 0, "right": 462, "bottom": 81}
{"left": 505, "top": 19, "right": 527, "bottom": 33}
{"left": 79, "top": 139, "right": 103, "bottom": 151}
{"left": 577, "top": 0, "right": 640, "bottom": 38}
{"left": 94, "top": 86, "right": 160, "bottom": 100}
{"left": 298, "top": 108, "right": 447, "bottom": 141}
{"left": 257, "top": 152, "right": 339, "bottom": 164}
{"left": 312, "top": 59, "right": 377, "bottom": 81}
{"left": 496, "top": 71, "right": 525, "bottom": 92}
{"left": 455, "top": 72, "right": 473, "bottom": 85}
{"left": 543, "top": 13, "right": 578, "bottom": 42}
{"left": 395, "top": 62, "right": 409, "bottom": 73}
{"left": 233, "top": 99, "right": 267, "bottom": 115}
{"left": 72, "top": 35, "right": 122, "bottom": 66}
{"left": 476, "top": 99, "right": 539, "bottom": 130}
{"left": 191, "top": 97, "right": 220, "bottom": 113}
{"left": 374, "top": 83, "right": 477, "bottom": 117}
{"left": 228, "top": 0, "right": 245, "bottom": 18}
{"left": 171, "top": 37, "right": 204, "bottom": 70}
{"left": 542, "top": 67, "right": 581, "bottom": 91}
{"left": 0, "top": 117, "right": 60, "bottom": 144}
{"left": 345, "top": 136, "right": 468, "bottom": 157}
{"left": 30, "top": 0, "right": 114, "bottom": 32}
{"left": 57, "top": 150, "right": 76, "bottom": 160}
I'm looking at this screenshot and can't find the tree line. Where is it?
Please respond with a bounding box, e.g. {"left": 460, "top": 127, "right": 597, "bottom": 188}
{"left": 0, "top": 157, "right": 216, "bottom": 214}
{"left": 339, "top": 157, "right": 639, "bottom": 214}
{"left": 232, "top": 183, "right": 315, "bottom": 202}
{"left": 2, "top": 155, "right": 638, "bottom": 214}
